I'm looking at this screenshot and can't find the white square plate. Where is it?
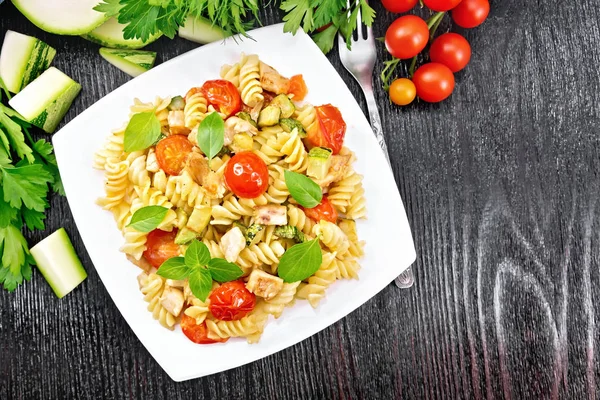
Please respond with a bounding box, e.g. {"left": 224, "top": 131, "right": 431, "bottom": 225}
{"left": 53, "top": 24, "right": 416, "bottom": 382}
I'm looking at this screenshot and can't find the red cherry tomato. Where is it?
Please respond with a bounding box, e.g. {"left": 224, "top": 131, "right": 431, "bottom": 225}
{"left": 224, "top": 151, "right": 269, "bottom": 198}
{"left": 385, "top": 15, "right": 429, "bottom": 60}
{"left": 181, "top": 314, "right": 228, "bottom": 344}
{"left": 429, "top": 33, "right": 471, "bottom": 72}
{"left": 288, "top": 75, "right": 308, "bottom": 101}
{"left": 302, "top": 196, "right": 338, "bottom": 223}
{"left": 451, "top": 0, "right": 490, "bottom": 28}
{"left": 412, "top": 63, "right": 455, "bottom": 103}
{"left": 422, "top": 0, "right": 462, "bottom": 11}
{"left": 209, "top": 281, "right": 256, "bottom": 321}
{"left": 155, "top": 135, "right": 193, "bottom": 176}
{"left": 201, "top": 79, "right": 242, "bottom": 117}
{"left": 306, "top": 104, "right": 346, "bottom": 155}
{"left": 143, "top": 229, "right": 180, "bottom": 268}
{"left": 381, "top": 0, "right": 418, "bottom": 14}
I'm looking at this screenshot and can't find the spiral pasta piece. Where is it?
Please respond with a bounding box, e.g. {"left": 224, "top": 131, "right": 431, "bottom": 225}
{"left": 287, "top": 204, "right": 315, "bottom": 235}
{"left": 263, "top": 282, "right": 300, "bottom": 318}
{"left": 210, "top": 194, "right": 254, "bottom": 225}
{"left": 220, "top": 63, "right": 241, "bottom": 87}
{"left": 96, "top": 159, "right": 130, "bottom": 210}
{"left": 146, "top": 148, "right": 160, "bottom": 173}
{"left": 94, "top": 126, "right": 125, "bottom": 170}
{"left": 184, "top": 88, "right": 208, "bottom": 129}
{"left": 338, "top": 219, "right": 365, "bottom": 258}
{"left": 279, "top": 129, "right": 308, "bottom": 172}
{"left": 327, "top": 171, "right": 363, "bottom": 214}
{"left": 127, "top": 151, "right": 150, "bottom": 187}
{"left": 296, "top": 252, "right": 337, "bottom": 308}
{"left": 313, "top": 220, "right": 350, "bottom": 257}
{"left": 335, "top": 256, "right": 360, "bottom": 280}
{"left": 238, "top": 54, "right": 264, "bottom": 107}
{"left": 206, "top": 314, "right": 261, "bottom": 340}
{"left": 294, "top": 103, "right": 317, "bottom": 132}
{"left": 139, "top": 273, "right": 177, "bottom": 330}
{"left": 238, "top": 241, "right": 286, "bottom": 273}
{"left": 346, "top": 183, "right": 366, "bottom": 220}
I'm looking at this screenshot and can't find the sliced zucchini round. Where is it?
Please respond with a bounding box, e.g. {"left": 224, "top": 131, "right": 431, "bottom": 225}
{"left": 82, "top": 18, "right": 162, "bottom": 50}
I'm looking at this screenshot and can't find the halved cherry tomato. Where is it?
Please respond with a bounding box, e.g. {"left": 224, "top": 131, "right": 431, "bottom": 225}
{"left": 181, "top": 314, "right": 228, "bottom": 344}
{"left": 302, "top": 196, "right": 338, "bottom": 223}
{"left": 201, "top": 79, "right": 242, "bottom": 117}
{"left": 306, "top": 104, "right": 346, "bottom": 155}
{"left": 412, "top": 63, "right": 455, "bottom": 103}
{"left": 451, "top": 0, "right": 490, "bottom": 28}
{"left": 209, "top": 281, "right": 256, "bottom": 321}
{"left": 385, "top": 15, "right": 429, "bottom": 60}
{"left": 143, "top": 229, "right": 180, "bottom": 268}
{"left": 382, "top": 0, "right": 418, "bottom": 13}
{"left": 155, "top": 135, "right": 193, "bottom": 176}
{"left": 429, "top": 33, "right": 471, "bottom": 72}
{"left": 422, "top": 0, "right": 462, "bottom": 12}
{"left": 288, "top": 75, "right": 308, "bottom": 101}
{"left": 224, "top": 151, "right": 269, "bottom": 198}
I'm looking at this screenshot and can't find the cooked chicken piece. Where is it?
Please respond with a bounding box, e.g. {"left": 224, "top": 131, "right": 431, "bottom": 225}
{"left": 166, "top": 279, "right": 186, "bottom": 288}
{"left": 224, "top": 116, "right": 259, "bottom": 145}
{"left": 168, "top": 110, "right": 191, "bottom": 135}
{"left": 254, "top": 205, "right": 287, "bottom": 226}
{"left": 315, "top": 154, "right": 352, "bottom": 187}
{"left": 187, "top": 129, "right": 199, "bottom": 145}
{"left": 160, "top": 286, "right": 185, "bottom": 316}
{"left": 204, "top": 171, "right": 227, "bottom": 198}
{"left": 245, "top": 269, "right": 284, "bottom": 300}
{"left": 259, "top": 62, "right": 290, "bottom": 94}
{"left": 129, "top": 255, "right": 154, "bottom": 274}
{"left": 220, "top": 227, "right": 246, "bottom": 262}
{"left": 249, "top": 101, "right": 264, "bottom": 123}
{"left": 184, "top": 151, "right": 210, "bottom": 186}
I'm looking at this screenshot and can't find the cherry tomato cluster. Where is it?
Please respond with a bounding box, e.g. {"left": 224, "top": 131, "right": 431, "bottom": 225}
{"left": 381, "top": 0, "right": 490, "bottom": 105}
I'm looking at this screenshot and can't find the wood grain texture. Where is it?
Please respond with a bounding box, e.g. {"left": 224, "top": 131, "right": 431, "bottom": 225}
{"left": 2, "top": 0, "right": 600, "bottom": 398}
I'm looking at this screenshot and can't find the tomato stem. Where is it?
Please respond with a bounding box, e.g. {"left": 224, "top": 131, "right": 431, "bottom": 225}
{"left": 380, "top": 58, "right": 401, "bottom": 91}
{"left": 408, "top": 56, "right": 418, "bottom": 78}
{"left": 428, "top": 12, "right": 446, "bottom": 40}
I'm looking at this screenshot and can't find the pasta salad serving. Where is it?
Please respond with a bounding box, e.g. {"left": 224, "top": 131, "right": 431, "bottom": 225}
{"left": 94, "top": 54, "right": 366, "bottom": 345}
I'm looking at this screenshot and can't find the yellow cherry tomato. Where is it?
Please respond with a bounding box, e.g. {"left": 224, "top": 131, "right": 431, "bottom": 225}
{"left": 389, "top": 78, "right": 416, "bottom": 106}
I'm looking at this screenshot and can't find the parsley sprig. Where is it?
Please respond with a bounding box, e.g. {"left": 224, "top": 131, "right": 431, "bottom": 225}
{"left": 0, "top": 79, "right": 64, "bottom": 291}
{"left": 93, "top": 0, "right": 375, "bottom": 54}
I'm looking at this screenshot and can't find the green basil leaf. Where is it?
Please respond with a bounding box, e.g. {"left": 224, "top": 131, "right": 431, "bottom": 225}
{"left": 207, "top": 258, "right": 244, "bottom": 282}
{"left": 127, "top": 205, "right": 168, "bottom": 232}
{"left": 124, "top": 111, "right": 161, "bottom": 152}
{"left": 284, "top": 170, "right": 323, "bottom": 208}
{"left": 184, "top": 239, "right": 211, "bottom": 269}
{"left": 188, "top": 267, "right": 213, "bottom": 302}
{"left": 156, "top": 257, "right": 189, "bottom": 280}
{"left": 196, "top": 112, "right": 224, "bottom": 160}
{"left": 277, "top": 239, "right": 323, "bottom": 282}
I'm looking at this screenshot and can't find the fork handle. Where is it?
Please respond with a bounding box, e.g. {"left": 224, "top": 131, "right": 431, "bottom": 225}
{"left": 363, "top": 87, "right": 391, "bottom": 167}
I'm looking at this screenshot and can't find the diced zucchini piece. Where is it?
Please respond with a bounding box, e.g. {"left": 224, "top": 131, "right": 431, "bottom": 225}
{"left": 175, "top": 227, "right": 199, "bottom": 245}
{"left": 187, "top": 206, "right": 212, "bottom": 233}
{"left": 216, "top": 147, "right": 232, "bottom": 158}
{"left": 168, "top": 96, "right": 185, "bottom": 111}
{"left": 82, "top": 17, "right": 161, "bottom": 49}
{"left": 8, "top": 67, "right": 81, "bottom": 133}
{"left": 232, "top": 133, "right": 253, "bottom": 152}
{"left": 12, "top": 0, "right": 107, "bottom": 35}
{"left": 236, "top": 111, "right": 258, "bottom": 127}
{"left": 245, "top": 224, "right": 264, "bottom": 246}
{"left": 279, "top": 118, "right": 306, "bottom": 136}
{"left": 0, "top": 30, "right": 56, "bottom": 94}
{"left": 29, "top": 228, "right": 87, "bottom": 298}
{"left": 258, "top": 105, "right": 281, "bottom": 127}
{"left": 307, "top": 147, "right": 333, "bottom": 180}
{"left": 99, "top": 48, "right": 156, "bottom": 78}
{"left": 274, "top": 225, "right": 307, "bottom": 243}
{"left": 270, "top": 94, "right": 295, "bottom": 118}
{"left": 178, "top": 15, "right": 227, "bottom": 44}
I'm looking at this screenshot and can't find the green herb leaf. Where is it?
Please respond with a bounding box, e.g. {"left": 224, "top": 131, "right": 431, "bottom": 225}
{"left": 312, "top": 24, "right": 339, "bottom": 54}
{"left": 156, "top": 257, "right": 189, "bottom": 280}
{"left": 93, "top": 0, "right": 121, "bottom": 16}
{"left": 281, "top": 0, "right": 314, "bottom": 33}
{"left": 0, "top": 225, "right": 31, "bottom": 291}
{"left": 207, "top": 258, "right": 244, "bottom": 282}
{"left": 1, "top": 164, "right": 52, "bottom": 212}
{"left": 284, "top": 170, "right": 323, "bottom": 208}
{"left": 188, "top": 267, "right": 213, "bottom": 302}
{"left": 0, "top": 109, "right": 33, "bottom": 163}
{"left": 197, "top": 112, "right": 224, "bottom": 160}
{"left": 0, "top": 187, "right": 18, "bottom": 228}
{"left": 123, "top": 111, "right": 161, "bottom": 153}
{"left": 277, "top": 239, "right": 323, "bottom": 282}
{"left": 127, "top": 205, "right": 169, "bottom": 232}
{"left": 21, "top": 207, "right": 45, "bottom": 231}
{"left": 359, "top": 0, "right": 376, "bottom": 26}
{"left": 185, "top": 240, "right": 211, "bottom": 269}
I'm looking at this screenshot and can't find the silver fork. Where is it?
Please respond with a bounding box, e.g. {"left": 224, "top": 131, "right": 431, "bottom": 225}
{"left": 338, "top": 1, "right": 415, "bottom": 289}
